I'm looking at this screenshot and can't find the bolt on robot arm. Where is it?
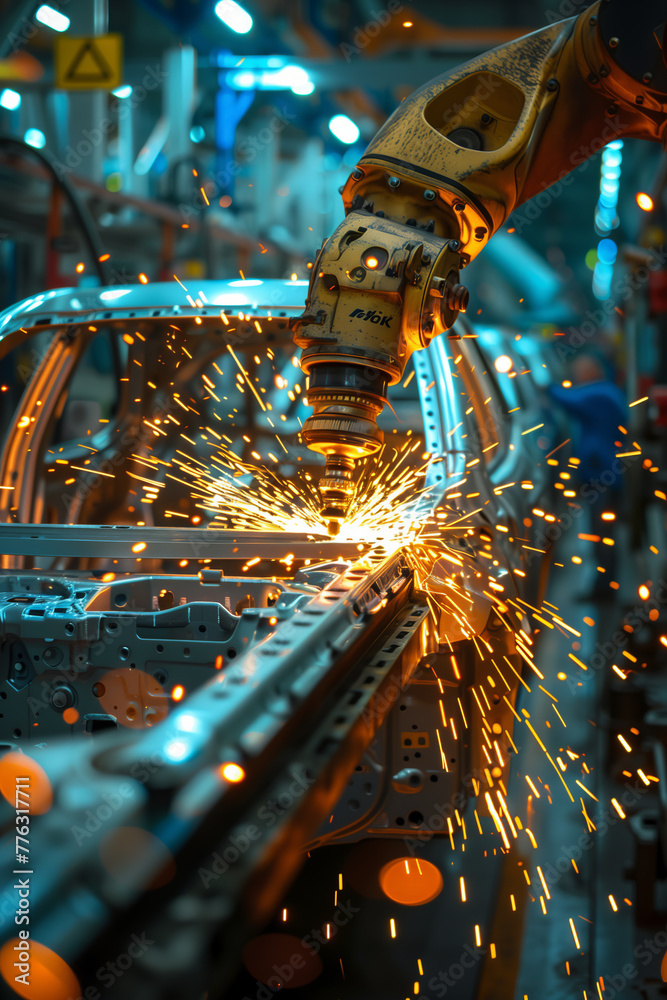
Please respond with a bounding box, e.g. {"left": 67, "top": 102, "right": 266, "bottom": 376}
{"left": 293, "top": 0, "right": 667, "bottom": 535}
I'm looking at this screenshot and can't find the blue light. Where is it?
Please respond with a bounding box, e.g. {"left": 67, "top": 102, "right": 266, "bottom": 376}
{"left": 595, "top": 206, "right": 617, "bottom": 232}
{"left": 232, "top": 70, "right": 255, "bottom": 88}
{"left": 594, "top": 140, "right": 623, "bottom": 243}
{"left": 215, "top": 0, "right": 253, "bottom": 33}
{"left": 189, "top": 125, "right": 205, "bottom": 143}
{"left": 598, "top": 191, "right": 617, "bottom": 209}
{"left": 289, "top": 73, "right": 315, "bottom": 96}
{"left": 24, "top": 128, "right": 46, "bottom": 149}
{"left": 329, "top": 114, "right": 360, "bottom": 144}
{"left": 0, "top": 89, "right": 20, "bottom": 111}
{"left": 592, "top": 259, "right": 614, "bottom": 300}
{"left": 600, "top": 179, "right": 619, "bottom": 196}
{"left": 597, "top": 238, "right": 617, "bottom": 264}
{"left": 152, "top": 151, "right": 167, "bottom": 175}
{"left": 112, "top": 84, "right": 132, "bottom": 99}
{"left": 165, "top": 738, "right": 190, "bottom": 762}
{"left": 176, "top": 713, "right": 202, "bottom": 734}
{"left": 228, "top": 64, "right": 314, "bottom": 95}
{"left": 35, "top": 5, "right": 70, "bottom": 31}
{"left": 268, "top": 65, "right": 312, "bottom": 95}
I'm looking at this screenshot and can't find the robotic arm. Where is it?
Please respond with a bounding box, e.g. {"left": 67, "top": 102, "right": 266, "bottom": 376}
{"left": 293, "top": 0, "right": 667, "bottom": 535}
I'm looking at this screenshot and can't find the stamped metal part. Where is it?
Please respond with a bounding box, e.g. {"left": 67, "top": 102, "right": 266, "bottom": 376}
{"left": 0, "top": 541, "right": 427, "bottom": 998}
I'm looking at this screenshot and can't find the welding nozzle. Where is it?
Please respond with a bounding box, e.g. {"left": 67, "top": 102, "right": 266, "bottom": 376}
{"left": 299, "top": 361, "right": 387, "bottom": 536}
{"left": 318, "top": 456, "right": 356, "bottom": 536}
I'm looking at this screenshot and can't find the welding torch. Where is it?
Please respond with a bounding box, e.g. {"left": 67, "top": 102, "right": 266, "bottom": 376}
{"left": 294, "top": 213, "right": 467, "bottom": 536}
{"left": 292, "top": 0, "right": 667, "bottom": 536}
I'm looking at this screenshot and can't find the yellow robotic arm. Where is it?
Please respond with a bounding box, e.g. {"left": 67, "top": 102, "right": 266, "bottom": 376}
{"left": 293, "top": 0, "right": 667, "bottom": 535}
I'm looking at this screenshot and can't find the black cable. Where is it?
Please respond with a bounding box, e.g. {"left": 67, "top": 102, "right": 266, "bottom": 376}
{"left": 0, "top": 136, "right": 112, "bottom": 285}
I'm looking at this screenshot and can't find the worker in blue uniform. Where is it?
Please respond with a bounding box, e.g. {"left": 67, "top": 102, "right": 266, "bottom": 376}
{"left": 548, "top": 352, "right": 626, "bottom": 599}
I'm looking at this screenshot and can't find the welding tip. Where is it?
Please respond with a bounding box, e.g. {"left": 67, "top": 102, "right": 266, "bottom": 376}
{"left": 318, "top": 455, "right": 356, "bottom": 537}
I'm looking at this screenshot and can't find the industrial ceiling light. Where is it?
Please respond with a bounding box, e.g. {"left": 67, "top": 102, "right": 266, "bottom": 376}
{"left": 285, "top": 66, "right": 314, "bottom": 95}
{"left": 24, "top": 128, "right": 46, "bottom": 149}
{"left": 35, "top": 4, "right": 70, "bottom": 32}
{"left": 215, "top": 0, "right": 253, "bottom": 34}
{"left": 0, "top": 89, "right": 21, "bottom": 111}
{"left": 328, "top": 114, "right": 360, "bottom": 145}
{"left": 228, "top": 62, "right": 314, "bottom": 94}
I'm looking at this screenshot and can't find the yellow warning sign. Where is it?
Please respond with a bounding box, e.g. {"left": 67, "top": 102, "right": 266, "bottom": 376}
{"left": 55, "top": 34, "right": 122, "bottom": 91}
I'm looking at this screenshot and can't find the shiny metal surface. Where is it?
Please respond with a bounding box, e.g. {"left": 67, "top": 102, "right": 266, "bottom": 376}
{"left": 0, "top": 523, "right": 369, "bottom": 560}
{"left": 0, "top": 278, "right": 310, "bottom": 335}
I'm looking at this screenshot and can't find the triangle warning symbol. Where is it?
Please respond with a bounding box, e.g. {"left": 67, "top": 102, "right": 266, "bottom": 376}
{"left": 65, "top": 40, "right": 113, "bottom": 83}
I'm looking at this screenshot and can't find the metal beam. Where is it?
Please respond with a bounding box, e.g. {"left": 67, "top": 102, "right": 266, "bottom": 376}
{"left": 0, "top": 523, "right": 372, "bottom": 561}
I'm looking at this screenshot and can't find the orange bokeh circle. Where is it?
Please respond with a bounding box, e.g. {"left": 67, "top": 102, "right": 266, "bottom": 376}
{"left": 379, "top": 857, "right": 443, "bottom": 905}
{"left": 0, "top": 752, "right": 52, "bottom": 815}
{"left": 0, "top": 938, "right": 80, "bottom": 1000}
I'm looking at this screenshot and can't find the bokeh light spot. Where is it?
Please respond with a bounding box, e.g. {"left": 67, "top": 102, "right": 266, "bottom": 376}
{"left": 379, "top": 857, "right": 444, "bottom": 906}
{"left": 221, "top": 762, "right": 245, "bottom": 783}
{"left": 0, "top": 752, "right": 52, "bottom": 814}
{"left": 0, "top": 938, "right": 80, "bottom": 1000}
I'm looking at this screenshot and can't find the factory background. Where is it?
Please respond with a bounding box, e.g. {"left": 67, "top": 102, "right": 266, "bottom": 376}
{"left": 0, "top": 0, "right": 658, "bottom": 326}
{"left": 0, "top": 0, "right": 660, "bottom": 430}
